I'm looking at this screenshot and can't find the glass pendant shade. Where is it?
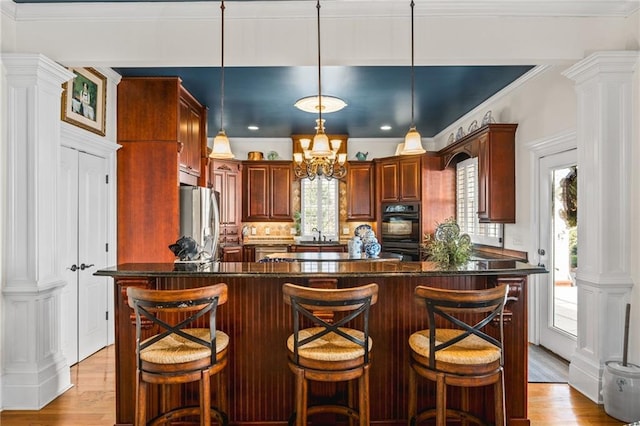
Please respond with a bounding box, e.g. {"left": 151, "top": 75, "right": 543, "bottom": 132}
{"left": 311, "top": 131, "right": 331, "bottom": 157}
{"left": 402, "top": 126, "right": 426, "bottom": 155}
{"left": 209, "top": 130, "right": 235, "bottom": 159}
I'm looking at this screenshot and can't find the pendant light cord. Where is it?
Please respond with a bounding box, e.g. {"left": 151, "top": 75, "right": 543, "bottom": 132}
{"left": 410, "top": 0, "right": 415, "bottom": 128}
{"left": 220, "top": 0, "right": 225, "bottom": 132}
{"left": 317, "top": 0, "right": 322, "bottom": 127}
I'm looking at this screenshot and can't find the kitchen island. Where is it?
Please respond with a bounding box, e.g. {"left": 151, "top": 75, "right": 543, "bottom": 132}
{"left": 96, "top": 260, "right": 545, "bottom": 426}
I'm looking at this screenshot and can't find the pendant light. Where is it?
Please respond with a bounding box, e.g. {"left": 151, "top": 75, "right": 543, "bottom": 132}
{"left": 292, "top": 0, "right": 347, "bottom": 180}
{"left": 401, "top": 0, "right": 426, "bottom": 155}
{"left": 210, "top": 0, "right": 235, "bottom": 159}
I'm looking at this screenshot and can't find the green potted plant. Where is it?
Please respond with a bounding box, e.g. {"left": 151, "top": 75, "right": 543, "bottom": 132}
{"left": 423, "top": 217, "right": 472, "bottom": 268}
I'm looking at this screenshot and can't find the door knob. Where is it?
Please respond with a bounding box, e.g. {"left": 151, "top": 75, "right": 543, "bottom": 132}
{"left": 80, "top": 263, "right": 95, "bottom": 270}
{"left": 68, "top": 264, "right": 78, "bottom": 272}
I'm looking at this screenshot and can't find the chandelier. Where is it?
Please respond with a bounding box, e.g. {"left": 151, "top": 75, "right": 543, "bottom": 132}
{"left": 210, "top": 0, "right": 235, "bottom": 159}
{"left": 401, "top": 0, "right": 426, "bottom": 155}
{"left": 293, "top": 0, "right": 347, "bottom": 181}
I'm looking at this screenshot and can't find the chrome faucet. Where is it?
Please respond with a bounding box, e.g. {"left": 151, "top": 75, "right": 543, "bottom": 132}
{"left": 311, "top": 227, "right": 322, "bottom": 242}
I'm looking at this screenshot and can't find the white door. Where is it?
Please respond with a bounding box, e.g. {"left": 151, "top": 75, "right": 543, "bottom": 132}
{"left": 537, "top": 149, "right": 577, "bottom": 361}
{"left": 60, "top": 147, "right": 109, "bottom": 364}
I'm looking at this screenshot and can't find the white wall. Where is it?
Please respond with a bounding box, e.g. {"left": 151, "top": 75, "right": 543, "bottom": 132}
{"left": 0, "top": 48, "right": 6, "bottom": 412}
{"left": 629, "top": 9, "right": 640, "bottom": 370}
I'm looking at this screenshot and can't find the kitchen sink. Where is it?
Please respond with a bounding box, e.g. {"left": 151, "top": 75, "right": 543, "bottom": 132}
{"left": 296, "top": 241, "right": 342, "bottom": 245}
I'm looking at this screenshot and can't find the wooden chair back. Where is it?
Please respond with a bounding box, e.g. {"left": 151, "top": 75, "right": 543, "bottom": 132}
{"left": 127, "top": 283, "right": 228, "bottom": 368}
{"left": 282, "top": 283, "right": 379, "bottom": 365}
{"left": 414, "top": 284, "right": 508, "bottom": 368}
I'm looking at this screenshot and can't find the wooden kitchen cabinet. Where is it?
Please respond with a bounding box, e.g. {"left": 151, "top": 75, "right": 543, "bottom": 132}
{"left": 221, "top": 245, "right": 243, "bottom": 262}
{"left": 242, "top": 161, "right": 293, "bottom": 221}
{"left": 375, "top": 153, "right": 455, "bottom": 238}
{"left": 116, "top": 77, "right": 207, "bottom": 263}
{"left": 211, "top": 159, "right": 242, "bottom": 246}
{"left": 376, "top": 155, "right": 421, "bottom": 202}
{"left": 178, "top": 94, "right": 204, "bottom": 182}
{"left": 438, "top": 124, "right": 517, "bottom": 223}
{"left": 346, "top": 161, "right": 375, "bottom": 221}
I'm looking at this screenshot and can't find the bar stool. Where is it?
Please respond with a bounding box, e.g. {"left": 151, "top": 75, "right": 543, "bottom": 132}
{"left": 127, "top": 284, "right": 229, "bottom": 426}
{"left": 408, "top": 284, "right": 509, "bottom": 426}
{"left": 282, "top": 282, "right": 379, "bottom": 426}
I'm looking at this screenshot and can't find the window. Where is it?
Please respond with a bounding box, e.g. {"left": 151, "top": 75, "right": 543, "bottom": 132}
{"left": 456, "top": 157, "right": 503, "bottom": 246}
{"left": 301, "top": 178, "right": 339, "bottom": 240}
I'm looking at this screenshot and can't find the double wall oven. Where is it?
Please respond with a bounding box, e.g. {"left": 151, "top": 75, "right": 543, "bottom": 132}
{"left": 380, "top": 202, "right": 421, "bottom": 261}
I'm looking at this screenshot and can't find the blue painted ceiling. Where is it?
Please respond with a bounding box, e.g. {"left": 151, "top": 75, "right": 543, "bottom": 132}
{"left": 113, "top": 65, "right": 533, "bottom": 138}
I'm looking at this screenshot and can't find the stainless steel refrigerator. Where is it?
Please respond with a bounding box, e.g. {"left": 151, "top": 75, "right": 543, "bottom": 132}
{"left": 179, "top": 186, "right": 220, "bottom": 260}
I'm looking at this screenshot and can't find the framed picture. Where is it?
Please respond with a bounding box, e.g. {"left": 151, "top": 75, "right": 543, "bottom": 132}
{"left": 61, "top": 67, "right": 106, "bottom": 136}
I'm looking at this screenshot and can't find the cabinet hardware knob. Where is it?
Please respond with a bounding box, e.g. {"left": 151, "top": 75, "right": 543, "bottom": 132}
{"left": 68, "top": 264, "right": 78, "bottom": 272}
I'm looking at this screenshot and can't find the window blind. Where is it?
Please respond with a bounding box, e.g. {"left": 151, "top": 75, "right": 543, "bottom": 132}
{"left": 456, "top": 157, "right": 503, "bottom": 246}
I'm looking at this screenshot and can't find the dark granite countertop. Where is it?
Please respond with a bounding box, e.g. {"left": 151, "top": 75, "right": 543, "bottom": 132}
{"left": 95, "top": 260, "right": 546, "bottom": 279}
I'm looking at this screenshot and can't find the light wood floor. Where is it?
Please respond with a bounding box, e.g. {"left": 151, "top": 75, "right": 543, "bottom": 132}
{"left": 0, "top": 345, "right": 625, "bottom": 426}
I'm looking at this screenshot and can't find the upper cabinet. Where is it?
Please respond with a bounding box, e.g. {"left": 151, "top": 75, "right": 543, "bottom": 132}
{"left": 211, "top": 159, "right": 242, "bottom": 246}
{"left": 242, "top": 161, "right": 293, "bottom": 221}
{"left": 116, "top": 77, "right": 207, "bottom": 263}
{"left": 439, "top": 124, "right": 517, "bottom": 223}
{"left": 346, "top": 161, "right": 375, "bottom": 221}
{"left": 178, "top": 91, "right": 204, "bottom": 182}
{"left": 375, "top": 153, "right": 455, "bottom": 236}
{"left": 376, "top": 155, "right": 422, "bottom": 202}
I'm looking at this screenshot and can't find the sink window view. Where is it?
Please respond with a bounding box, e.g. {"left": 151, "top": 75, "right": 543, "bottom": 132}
{"left": 300, "top": 177, "right": 339, "bottom": 242}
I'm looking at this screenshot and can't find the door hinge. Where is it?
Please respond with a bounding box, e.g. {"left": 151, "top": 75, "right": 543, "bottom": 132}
{"left": 105, "top": 311, "right": 109, "bottom": 321}
{"left": 105, "top": 175, "right": 109, "bottom": 184}
{"left": 105, "top": 243, "right": 109, "bottom": 252}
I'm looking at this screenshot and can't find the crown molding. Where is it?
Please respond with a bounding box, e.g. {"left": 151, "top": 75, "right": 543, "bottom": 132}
{"left": 6, "top": 0, "right": 640, "bottom": 22}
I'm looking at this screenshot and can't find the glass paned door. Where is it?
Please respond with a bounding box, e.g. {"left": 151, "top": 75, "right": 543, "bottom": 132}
{"left": 551, "top": 166, "right": 577, "bottom": 335}
{"left": 538, "top": 149, "right": 577, "bottom": 360}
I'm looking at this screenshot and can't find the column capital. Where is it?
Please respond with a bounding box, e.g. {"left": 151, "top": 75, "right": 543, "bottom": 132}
{"left": 2, "top": 53, "right": 73, "bottom": 90}
{"left": 563, "top": 50, "right": 639, "bottom": 84}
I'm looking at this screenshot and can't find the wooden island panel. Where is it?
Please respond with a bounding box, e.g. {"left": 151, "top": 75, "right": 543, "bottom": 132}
{"left": 109, "top": 268, "right": 531, "bottom": 425}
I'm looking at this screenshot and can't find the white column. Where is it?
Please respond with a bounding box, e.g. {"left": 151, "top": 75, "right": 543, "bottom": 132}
{"left": 563, "top": 51, "right": 638, "bottom": 403}
{"left": 1, "top": 54, "right": 74, "bottom": 409}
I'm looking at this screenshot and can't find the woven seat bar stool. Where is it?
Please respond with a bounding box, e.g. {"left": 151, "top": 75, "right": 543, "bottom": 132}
{"left": 408, "top": 284, "right": 509, "bottom": 426}
{"left": 282, "top": 282, "right": 379, "bottom": 426}
{"left": 127, "top": 283, "right": 229, "bottom": 426}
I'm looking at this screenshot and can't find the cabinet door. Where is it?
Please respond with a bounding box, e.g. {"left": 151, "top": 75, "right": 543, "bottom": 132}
{"left": 244, "top": 165, "right": 270, "bottom": 220}
{"left": 347, "top": 162, "right": 375, "bottom": 220}
{"left": 477, "top": 134, "right": 490, "bottom": 221}
{"left": 178, "top": 98, "right": 201, "bottom": 178}
{"left": 243, "top": 246, "right": 256, "bottom": 262}
{"left": 379, "top": 161, "right": 399, "bottom": 202}
{"left": 211, "top": 168, "right": 227, "bottom": 223}
{"left": 270, "top": 164, "right": 292, "bottom": 220}
{"left": 222, "top": 245, "right": 243, "bottom": 262}
{"left": 399, "top": 157, "right": 421, "bottom": 201}
{"left": 226, "top": 168, "right": 240, "bottom": 226}
{"left": 477, "top": 131, "right": 516, "bottom": 223}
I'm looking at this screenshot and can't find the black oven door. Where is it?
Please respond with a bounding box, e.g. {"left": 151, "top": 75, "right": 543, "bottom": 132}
{"left": 381, "top": 213, "right": 420, "bottom": 244}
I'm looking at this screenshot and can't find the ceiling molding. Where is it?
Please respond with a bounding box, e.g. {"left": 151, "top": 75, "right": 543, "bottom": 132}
{"left": 6, "top": 0, "right": 639, "bottom": 22}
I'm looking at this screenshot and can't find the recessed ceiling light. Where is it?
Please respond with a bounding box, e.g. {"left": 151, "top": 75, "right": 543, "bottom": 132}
{"left": 380, "top": 125, "right": 392, "bottom": 131}
{"left": 294, "top": 95, "right": 347, "bottom": 114}
{"left": 248, "top": 125, "right": 259, "bottom": 131}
